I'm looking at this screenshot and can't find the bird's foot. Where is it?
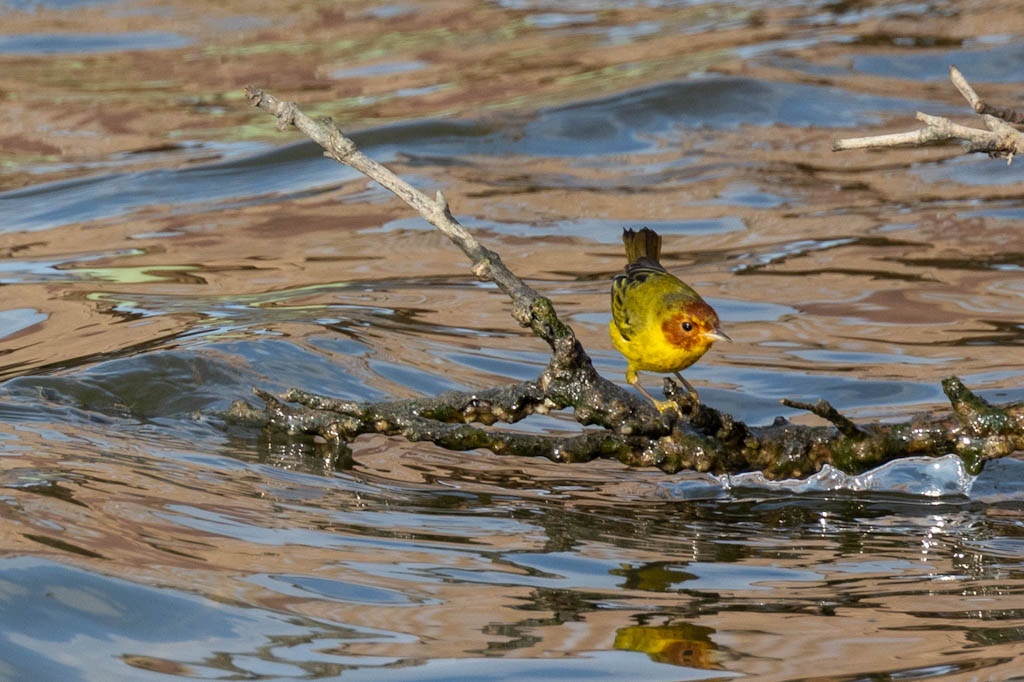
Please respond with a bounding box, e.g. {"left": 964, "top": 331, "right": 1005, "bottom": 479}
{"left": 661, "top": 379, "right": 699, "bottom": 417}
{"left": 651, "top": 397, "right": 687, "bottom": 417}
{"left": 630, "top": 378, "right": 699, "bottom": 418}
{"left": 671, "top": 372, "right": 701, "bottom": 404}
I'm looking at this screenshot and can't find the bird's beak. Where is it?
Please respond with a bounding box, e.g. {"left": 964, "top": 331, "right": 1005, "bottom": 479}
{"left": 706, "top": 326, "right": 732, "bottom": 343}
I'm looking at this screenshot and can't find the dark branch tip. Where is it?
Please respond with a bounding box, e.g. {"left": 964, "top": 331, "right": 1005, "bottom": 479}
{"left": 781, "top": 397, "right": 865, "bottom": 439}
{"left": 244, "top": 85, "right": 263, "bottom": 106}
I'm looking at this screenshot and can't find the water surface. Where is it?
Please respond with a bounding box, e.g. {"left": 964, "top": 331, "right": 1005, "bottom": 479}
{"left": 3, "top": 0, "right": 1024, "bottom": 679}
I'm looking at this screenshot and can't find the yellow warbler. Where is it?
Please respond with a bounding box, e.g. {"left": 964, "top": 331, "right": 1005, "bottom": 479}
{"left": 609, "top": 227, "right": 729, "bottom": 411}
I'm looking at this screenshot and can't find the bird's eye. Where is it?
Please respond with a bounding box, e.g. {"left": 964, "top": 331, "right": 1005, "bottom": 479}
{"left": 681, "top": 321, "right": 694, "bottom": 332}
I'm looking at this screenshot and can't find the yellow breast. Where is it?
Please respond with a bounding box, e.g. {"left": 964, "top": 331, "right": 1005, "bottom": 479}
{"left": 610, "top": 314, "right": 711, "bottom": 374}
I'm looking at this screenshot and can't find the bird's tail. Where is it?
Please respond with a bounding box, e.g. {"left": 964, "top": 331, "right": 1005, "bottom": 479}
{"left": 622, "top": 227, "right": 662, "bottom": 265}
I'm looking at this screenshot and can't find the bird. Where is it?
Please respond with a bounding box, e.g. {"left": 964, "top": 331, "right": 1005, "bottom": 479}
{"left": 609, "top": 227, "right": 730, "bottom": 412}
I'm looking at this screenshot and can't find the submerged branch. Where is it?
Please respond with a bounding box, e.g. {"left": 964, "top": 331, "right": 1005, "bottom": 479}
{"left": 834, "top": 66, "right": 1024, "bottom": 161}
{"left": 233, "top": 86, "right": 1024, "bottom": 479}
{"left": 228, "top": 375, "right": 1024, "bottom": 477}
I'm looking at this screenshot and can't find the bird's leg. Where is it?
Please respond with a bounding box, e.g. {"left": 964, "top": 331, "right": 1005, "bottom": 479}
{"left": 672, "top": 372, "right": 701, "bottom": 405}
{"left": 630, "top": 377, "right": 683, "bottom": 415}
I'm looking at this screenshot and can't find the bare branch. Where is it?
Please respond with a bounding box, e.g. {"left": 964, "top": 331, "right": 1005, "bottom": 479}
{"left": 950, "top": 64, "right": 1024, "bottom": 123}
{"left": 950, "top": 64, "right": 983, "bottom": 112}
{"left": 833, "top": 65, "right": 1024, "bottom": 161}
{"left": 244, "top": 86, "right": 546, "bottom": 336}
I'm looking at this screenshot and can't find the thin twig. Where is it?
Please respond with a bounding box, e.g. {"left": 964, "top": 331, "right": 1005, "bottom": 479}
{"left": 244, "top": 86, "right": 549, "bottom": 336}
{"left": 833, "top": 65, "right": 1024, "bottom": 162}
{"left": 950, "top": 65, "right": 1024, "bottom": 123}
{"left": 780, "top": 398, "right": 865, "bottom": 439}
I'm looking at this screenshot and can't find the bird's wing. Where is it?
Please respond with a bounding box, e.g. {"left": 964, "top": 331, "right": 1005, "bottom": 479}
{"left": 610, "top": 274, "right": 635, "bottom": 340}
{"left": 612, "top": 259, "right": 669, "bottom": 341}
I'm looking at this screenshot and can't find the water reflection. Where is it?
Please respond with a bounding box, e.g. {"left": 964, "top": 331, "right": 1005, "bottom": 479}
{"left": 1, "top": 400, "right": 1024, "bottom": 679}
{"left": 0, "top": 31, "right": 192, "bottom": 54}
{"left": 0, "top": 557, "right": 407, "bottom": 679}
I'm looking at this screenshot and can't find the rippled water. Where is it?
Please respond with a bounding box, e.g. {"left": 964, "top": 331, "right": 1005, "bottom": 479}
{"left": 4, "top": 0, "right": 1024, "bottom": 679}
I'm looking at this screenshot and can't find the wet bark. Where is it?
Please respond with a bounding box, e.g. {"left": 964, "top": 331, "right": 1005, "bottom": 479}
{"left": 229, "top": 84, "right": 1024, "bottom": 478}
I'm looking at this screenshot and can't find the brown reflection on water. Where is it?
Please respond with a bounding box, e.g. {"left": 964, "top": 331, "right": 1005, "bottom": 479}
{"left": 5, "top": 430, "right": 1024, "bottom": 679}
{"left": 7, "top": 162, "right": 1022, "bottom": 391}
{"left": 2, "top": 0, "right": 1022, "bottom": 395}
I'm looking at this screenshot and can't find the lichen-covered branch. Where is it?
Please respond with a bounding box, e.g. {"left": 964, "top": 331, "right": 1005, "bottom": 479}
{"left": 834, "top": 66, "right": 1024, "bottom": 161}
{"left": 232, "top": 86, "right": 1024, "bottom": 479}
{"left": 228, "top": 375, "right": 1024, "bottom": 477}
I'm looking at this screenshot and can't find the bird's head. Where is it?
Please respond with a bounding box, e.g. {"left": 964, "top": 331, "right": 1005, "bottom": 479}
{"left": 660, "top": 299, "right": 730, "bottom": 353}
